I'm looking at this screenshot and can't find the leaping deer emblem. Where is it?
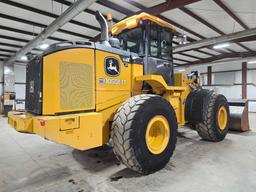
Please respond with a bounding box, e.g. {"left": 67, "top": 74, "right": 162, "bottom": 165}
{"left": 107, "top": 59, "right": 119, "bottom": 74}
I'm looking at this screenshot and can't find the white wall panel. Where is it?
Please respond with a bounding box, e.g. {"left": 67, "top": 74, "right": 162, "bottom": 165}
{"left": 248, "top": 70, "right": 256, "bottom": 83}
{"left": 247, "top": 85, "right": 256, "bottom": 100}
{"left": 14, "top": 64, "right": 26, "bottom": 100}
{"left": 0, "top": 84, "right": 2, "bottom": 95}
{"left": 235, "top": 71, "right": 242, "bottom": 84}
{"left": 14, "top": 64, "right": 26, "bottom": 83}
{"left": 213, "top": 72, "right": 235, "bottom": 85}
{"left": 203, "top": 85, "right": 242, "bottom": 99}
{"left": 0, "top": 62, "right": 3, "bottom": 82}
{"left": 0, "top": 62, "right": 3, "bottom": 95}
{"left": 15, "top": 84, "right": 25, "bottom": 100}
{"left": 249, "top": 101, "right": 256, "bottom": 113}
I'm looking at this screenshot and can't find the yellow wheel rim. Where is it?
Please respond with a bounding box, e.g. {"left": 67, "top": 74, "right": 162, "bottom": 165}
{"left": 145, "top": 115, "right": 170, "bottom": 155}
{"left": 218, "top": 106, "right": 228, "bottom": 130}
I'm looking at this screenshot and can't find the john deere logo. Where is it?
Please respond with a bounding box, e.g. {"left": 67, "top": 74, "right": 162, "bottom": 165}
{"left": 105, "top": 57, "right": 120, "bottom": 76}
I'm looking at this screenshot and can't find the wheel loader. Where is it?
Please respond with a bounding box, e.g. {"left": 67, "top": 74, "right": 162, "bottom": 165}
{"left": 8, "top": 11, "right": 231, "bottom": 174}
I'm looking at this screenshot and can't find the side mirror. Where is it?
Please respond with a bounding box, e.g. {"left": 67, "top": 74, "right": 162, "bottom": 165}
{"left": 174, "top": 33, "right": 188, "bottom": 45}
{"left": 109, "top": 37, "right": 120, "bottom": 49}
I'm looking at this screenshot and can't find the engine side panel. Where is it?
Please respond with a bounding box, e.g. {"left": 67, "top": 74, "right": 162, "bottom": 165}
{"left": 43, "top": 48, "right": 95, "bottom": 115}
{"left": 95, "top": 50, "right": 132, "bottom": 111}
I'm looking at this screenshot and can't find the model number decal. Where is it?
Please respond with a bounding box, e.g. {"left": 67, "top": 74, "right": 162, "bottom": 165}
{"left": 99, "top": 78, "right": 127, "bottom": 85}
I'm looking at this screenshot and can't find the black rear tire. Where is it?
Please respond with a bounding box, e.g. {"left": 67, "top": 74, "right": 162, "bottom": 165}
{"left": 111, "top": 94, "right": 177, "bottom": 174}
{"left": 196, "top": 92, "right": 230, "bottom": 142}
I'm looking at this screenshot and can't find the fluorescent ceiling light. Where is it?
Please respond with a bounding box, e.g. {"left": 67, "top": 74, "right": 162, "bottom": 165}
{"left": 213, "top": 43, "right": 230, "bottom": 49}
{"left": 248, "top": 60, "right": 256, "bottom": 64}
{"left": 20, "top": 56, "right": 28, "bottom": 61}
{"left": 39, "top": 43, "right": 49, "bottom": 50}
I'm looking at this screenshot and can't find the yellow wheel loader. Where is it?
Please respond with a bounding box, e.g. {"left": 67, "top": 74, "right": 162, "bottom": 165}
{"left": 8, "top": 12, "right": 230, "bottom": 174}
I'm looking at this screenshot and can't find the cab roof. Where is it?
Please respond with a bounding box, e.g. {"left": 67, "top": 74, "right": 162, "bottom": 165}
{"left": 110, "top": 12, "right": 176, "bottom": 36}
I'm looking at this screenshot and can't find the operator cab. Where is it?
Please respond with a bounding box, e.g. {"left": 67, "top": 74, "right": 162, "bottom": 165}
{"left": 110, "top": 13, "right": 176, "bottom": 85}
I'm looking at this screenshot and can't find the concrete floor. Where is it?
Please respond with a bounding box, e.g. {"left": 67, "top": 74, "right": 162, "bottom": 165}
{"left": 0, "top": 114, "right": 256, "bottom": 192}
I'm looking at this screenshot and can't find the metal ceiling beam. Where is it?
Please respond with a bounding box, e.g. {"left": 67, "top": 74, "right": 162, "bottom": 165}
{"left": 93, "top": 0, "right": 220, "bottom": 57}
{"left": 173, "top": 42, "right": 216, "bottom": 57}
{"left": 159, "top": 16, "right": 204, "bottom": 40}
{"left": 175, "top": 44, "right": 232, "bottom": 54}
{"left": 5, "top": 0, "right": 97, "bottom": 64}
{"left": 173, "top": 57, "right": 191, "bottom": 63}
{"left": 234, "top": 35, "right": 256, "bottom": 43}
{"left": 0, "top": 42, "right": 23, "bottom": 48}
{"left": 0, "top": 0, "right": 224, "bottom": 59}
{"left": 174, "top": 27, "right": 256, "bottom": 53}
{"left": 177, "top": 53, "right": 202, "bottom": 60}
{"left": 0, "top": 13, "right": 92, "bottom": 40}
{"left": 1, "top": 0, "right": 100, "bottom": 31}
{"left": 0, "top": 49, "right": 16, "bottom": 54}
{"left": 53, "top": 0, "right": 119, "bottom": 23}
{"left": 0, "top": 25, "right": 66, "bottom": 42}
{"left": 180, "top": 7, "right": 224, "bottom": 35}
{"left": 196, "top": 49, "right": 216, "bottom": 57}
{"left": 142, "top": 0, "right": 201, "bottom": 16}
{"left": 213, "top": 0, "right": 253, "bottom": 52}
{"left": 95, "top": 0, "right": 196, "bottom": 44}
{"left": 92, "top": 0, "right": 211, "bottom": 55}
{"left": 122, "top": 0, "right": 145, "bottom": 10}
{"left": 123, "top": 0, "right": 223, "bottom": 57}
{"left": 0, "top": 54, "right": 11, "bottom": 58}
{"left": 186, "top": 57, "right": 256, "bottom": 68}
{"left": 180, "top": 7, "right": 235, "bottom": 53}
{"left": 181, "top": 51, "right": 256, "bottom": 66}
{"left": 213, "top": 0, "right": 249, "bottom": 30}
{"left": 157, "top": 16, "right": 224, "bottom": 55}
{"left": 0, "top": 34, "right": 29, "bottom": 43}
{"left": 180, "top": 7, "right": 253, "bottom": 52}
{"left": 97, "top": 0, "right": 134, "bottom": 16}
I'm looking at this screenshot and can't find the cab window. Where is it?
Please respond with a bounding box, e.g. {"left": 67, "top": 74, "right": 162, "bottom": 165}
{"left": 117, "top": 27, "right": 144, "bottom": 55}
{"left": 149, "top": 22, "right": 173, "bottom": 60}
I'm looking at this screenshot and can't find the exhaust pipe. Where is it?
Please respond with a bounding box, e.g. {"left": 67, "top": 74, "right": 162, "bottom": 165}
{"left": 95, "top": 11, "right": 110, "bottom": 46}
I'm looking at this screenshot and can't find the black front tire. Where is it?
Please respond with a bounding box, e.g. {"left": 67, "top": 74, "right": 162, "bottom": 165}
{"left": 196, "top": 92, "right": 230, "bottom": 142}
{"left": 111, "top": 94, "right": 178, "bottom": 174}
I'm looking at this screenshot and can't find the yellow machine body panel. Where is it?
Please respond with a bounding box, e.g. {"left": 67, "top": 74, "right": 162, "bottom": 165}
{"left": 7, "top": 48, "right": 146, "bottom": 150}
{"left": 43, "top": 48, "right": 95, "bottom": 115}
{"left": 8, "top": 53, "right": 191, "bottom": 148}
{"left": 95, "top": 50, "right": 132, "bottom": 111}
{"left": 6, "top": 9, "right": 195, "bottom": 152}
{"left": 136, "top": 74, "right": 192, "bottom": 125}
{"left": 8, "top": 111, "right": 33, "bottom": 133}
{"left": 94, "top": 50, "right": 144, "bottom": 142}
{"left": 131, "top": 64, "right": 143, "bottom": 96}
{"left": 7, "top": 46, "right": 191, "bottom": 150}
{"left": 37, "top": 112, "right": 103, "bottom": 150}
{"left": 8, "top": 111, "right": 103, "bottom": 150}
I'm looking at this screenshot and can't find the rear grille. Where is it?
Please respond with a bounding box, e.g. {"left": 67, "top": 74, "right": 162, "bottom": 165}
{"left": 60, "top": 62, "right": 93, "bottom": 110}
{"left": 25, "top": 56, "right": 42, "bottom": 114}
